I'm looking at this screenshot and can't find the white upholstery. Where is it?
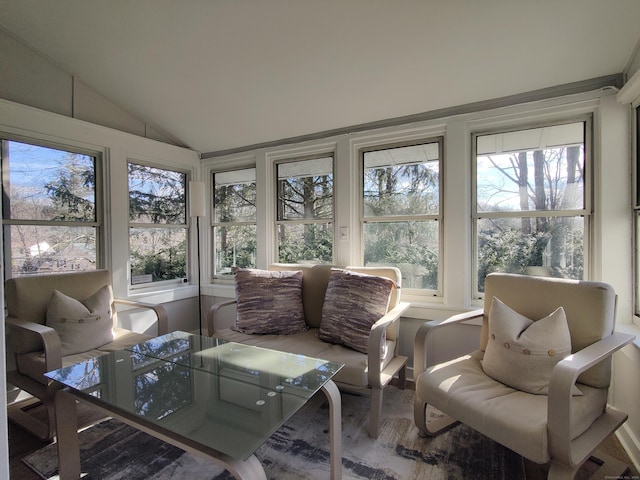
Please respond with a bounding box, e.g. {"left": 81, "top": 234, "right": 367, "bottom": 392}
{"left": 208, "top": 263, "right": 410, "bottom": 438}
{"left": 414, "top": 273, "right": 635, "bottom": 479}
{"left": 418, "top": 350, "right": 607, "bottom": 464}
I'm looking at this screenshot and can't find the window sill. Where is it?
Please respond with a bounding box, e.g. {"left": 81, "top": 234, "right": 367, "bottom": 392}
{"left": 125, "top": 283, "right": 199, "bottom": 304}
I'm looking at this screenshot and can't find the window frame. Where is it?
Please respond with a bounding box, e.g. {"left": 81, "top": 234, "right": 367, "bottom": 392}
{"left": 471, "top": 116, "right": 593, "bottom": 299}
{"left": 1, "top": 135, "right": 104, "bottom": 279}
{"left": 274, "top": 152, "right": 335, "bottom": 264}
{"left": 127, "top": 160, "right": 189, "bottom": 288}
{"left": 212, "top": 167, "right": 258, "bottom": 277}
{"left": 359, "top": 136, "right": 444, "bottom": 294}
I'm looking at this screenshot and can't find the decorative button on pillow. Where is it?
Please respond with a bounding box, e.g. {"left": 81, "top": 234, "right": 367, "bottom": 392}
{"left": 482, "top": 297, "right": 581, "bottom": 395}
{"left": 233, "top": 268, "right": 307, "bottom": 335}
{"left": 46, "top": 285, "right": 114, "bottom": 356}
{"left": 319, "top": 268, "right": 396, "bottom": 354}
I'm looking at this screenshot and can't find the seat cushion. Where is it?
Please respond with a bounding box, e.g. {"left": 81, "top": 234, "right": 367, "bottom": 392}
{"left": 214, "top": 327, "right": 397, "bottom": 389}
{"left": 416, "top": 350, "right": 607, "bottom": 464}
{"left": 16, "top": 328, "right": 150, "bottom": 386}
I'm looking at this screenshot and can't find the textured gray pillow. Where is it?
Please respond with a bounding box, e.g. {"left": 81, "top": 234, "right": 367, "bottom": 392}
{"left": 319, "top": 268, "right": 395, "bottom": 354}
{"left": 482, "top": 297, "right": 581, "bottom": 395}
{"left": 46, "top": 285, "right": 114, "bottom": 356}
{"left": 233, "top": 268, "right": 307, "bottom": 335}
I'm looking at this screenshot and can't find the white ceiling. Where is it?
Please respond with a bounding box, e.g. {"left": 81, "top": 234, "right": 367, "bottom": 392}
{"left": 1, "top": 0, "right": 640, "bottom": 155}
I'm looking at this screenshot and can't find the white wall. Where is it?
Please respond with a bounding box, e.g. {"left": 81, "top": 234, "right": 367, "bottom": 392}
{"left": 204, "top": 90, "right": 634, "bottom": 319}
{"left": 0, "top": 28, "right": 182, "bottom": 146}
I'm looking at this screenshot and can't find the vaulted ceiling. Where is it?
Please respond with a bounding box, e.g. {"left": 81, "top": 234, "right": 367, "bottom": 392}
{"left": 1, "top": 0, "right": 639, "bottom": 155}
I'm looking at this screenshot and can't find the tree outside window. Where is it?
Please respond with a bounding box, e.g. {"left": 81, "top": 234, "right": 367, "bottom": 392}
{"left": 362, "top": 140, "right": 441, "bottom": 290}
{"left": 276, "top": 156, "right": 333, "bottom": 263}
{"left": 128, "top": 162, "right": 187, "bottom": 284}
{"left": 1, "top": 139, "right": 100, "bottom": 278}
{"left": 213, "top": 168, "right": 257, "bottom": 275}
{"left": 474, "top": 121, "right": 589, "bottom": 294}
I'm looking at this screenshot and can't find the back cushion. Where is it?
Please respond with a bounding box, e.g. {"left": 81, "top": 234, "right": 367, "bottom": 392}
{"left": 482, "top": 273, "right": 616, "bottom": 388}
{"left": 269, "top": 264, "right": 334, "bottom": 328}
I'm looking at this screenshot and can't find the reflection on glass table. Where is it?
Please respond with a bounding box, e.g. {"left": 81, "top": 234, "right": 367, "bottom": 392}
{"left": 127, "top": 331, "right": 343, "bottom": 399}
{"left": 46, "top": 333, "right": 344, "bottom": 470}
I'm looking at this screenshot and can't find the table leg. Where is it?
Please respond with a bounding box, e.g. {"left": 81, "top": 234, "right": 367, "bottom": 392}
{"left": 54, "top": 388, "right": 81, "bottom": 480}
{"left": 221, "top": 453, "right": 267, "bottom": 480}
{"left": 321, "top": 380, "right": 342, "bottom": 480}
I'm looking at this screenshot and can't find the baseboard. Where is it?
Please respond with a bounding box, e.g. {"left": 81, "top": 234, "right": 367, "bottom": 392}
{"left": 616, "top": 423, "right": 640, "bottom": 473}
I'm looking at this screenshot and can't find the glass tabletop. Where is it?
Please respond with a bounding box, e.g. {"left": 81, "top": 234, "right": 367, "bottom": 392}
{"left": 45, "top": 332, "right": 343, "bottom": 460}
{"left": 126, "top": 331, "right": 343, "bottom": 399}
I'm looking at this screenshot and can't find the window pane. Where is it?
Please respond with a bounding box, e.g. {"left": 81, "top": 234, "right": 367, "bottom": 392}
{"left": 128, "top": 163, "right": 186, "bottom": 224}
{"left": 3, "top": 140, "right": 96, "bottom": 221}
{"left": 214, "top": 225, "right": 257, "bottom": 274}
{"left": 277, "top": 223, "right": 332, "bottom": 263}
{"left": 476, "top": 124, "right": 585, "bottom": 213}
{"left": 277, "top": 158, "right": 333, "bottom": 221}
{"left": 214, "top": 169, "right": 256, "bottom": 223}
{"left": 129, "top": 227, "right": 186, "bottom": 282}
{"left": 364, "top": 221, "right": 438, "bottom": 289}
{"left": 477, "top": 216, "right": 584, "bottom": 292}
{"left": 363, "top": 143, "right": 440, "bottom": 217}
{"left": 5, "top": 224, "right": 96, "bottom": 276}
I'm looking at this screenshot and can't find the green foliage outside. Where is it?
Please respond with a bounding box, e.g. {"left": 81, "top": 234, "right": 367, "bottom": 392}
{"left": 128, "top": 163, "right": 187, "bottom": 283}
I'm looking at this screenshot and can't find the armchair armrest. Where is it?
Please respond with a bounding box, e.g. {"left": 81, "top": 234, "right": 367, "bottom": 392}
{"left": 207, "top": 299, "right": 238, "bottom": 336}
{"left": 114, "top": 298, "right": 169, "bottom": 335}
{"left": 548, "top": 331, "right": 635, "bottom": 466}
{"left": 413, "top": 308, "right": 484, "bottom": 380}
{"left": 367, "top": 301, "right": 410, "bottom": 388}
{"left": 6, "top": 317, "right": 63, "bottom": 372}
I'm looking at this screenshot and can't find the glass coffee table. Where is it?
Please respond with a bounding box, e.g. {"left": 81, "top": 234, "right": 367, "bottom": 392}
{"left": 46, "top": 332, "right": 344, "bottom": 480}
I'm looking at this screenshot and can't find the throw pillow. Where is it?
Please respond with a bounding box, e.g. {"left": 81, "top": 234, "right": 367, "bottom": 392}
{"left": 46, "top": 285, "right": 114, "bottom": 356}
{"left": 319, "top": 268, "right": 395, "bottom": 354}
{"left": 233, "top": 268, "right": 307, "bottom": 335}
{"left": 482, "top": 297, "right": 581, "bottom": 395}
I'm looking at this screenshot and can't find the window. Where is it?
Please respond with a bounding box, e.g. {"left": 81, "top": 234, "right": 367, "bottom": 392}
{"left": 1, "top": 138, "right": 101, "bottom": 278}
{"left": 128, "top": 162, "right": 187, "bottom": 285}
{"left": 362, "top": 140, "right": 442, "bottom": 290}
{"left": 213, "top": 168, "right": 257, "bottom": 275}
{"left": 474, "top": 120, "right": 589, "bottom": 294}
{"left": 276, "top": 155, "right": 333, "bottom": 263}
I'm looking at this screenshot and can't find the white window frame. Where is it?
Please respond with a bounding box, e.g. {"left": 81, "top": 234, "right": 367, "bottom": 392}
{"left": 1, "top": 134, "right": 104, "bottom": 280}
{"left": 212, "top": 167, "right": 257, "bottom": 277}
{"left": 127, "top": 160, "right": 189, "bottom": 289}
{"left": 471, "top": 116, "right": 593, "bottom": 299}
{"left": 359, "top": 137, "right": 444, "bottom": 294}
{"left": 274, "top": 152, "right": 336, "bottom": 265}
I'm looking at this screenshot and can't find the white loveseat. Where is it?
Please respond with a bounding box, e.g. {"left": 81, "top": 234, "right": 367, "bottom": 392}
{"left": 208, "top": 264, "right": 410, "bottom": 438}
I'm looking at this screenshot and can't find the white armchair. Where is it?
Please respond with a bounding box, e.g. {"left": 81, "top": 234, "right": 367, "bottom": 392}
{"left": 5, "top": 270, "right": 168, "bottom": 440}
{"left": 413, "top": 273, "right": 635, "bottom": 479}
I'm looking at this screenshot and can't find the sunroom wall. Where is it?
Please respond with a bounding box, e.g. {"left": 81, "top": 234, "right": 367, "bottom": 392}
{"left": 203, "top": 88, "right": 632, "bottom": 324}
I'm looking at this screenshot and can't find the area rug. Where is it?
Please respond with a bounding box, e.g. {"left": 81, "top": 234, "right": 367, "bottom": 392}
{"left": 23, "top": 386, "right": 526, "bottom": 480}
